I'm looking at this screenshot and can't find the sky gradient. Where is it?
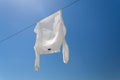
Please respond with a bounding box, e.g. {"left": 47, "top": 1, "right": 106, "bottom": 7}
{"left": 0, "top": 0, "right": 120, "bottom": 80}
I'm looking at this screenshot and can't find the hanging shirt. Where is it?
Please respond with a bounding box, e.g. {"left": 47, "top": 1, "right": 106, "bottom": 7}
{"left": 34, "top": 9, "right": 69, "bottom": 71}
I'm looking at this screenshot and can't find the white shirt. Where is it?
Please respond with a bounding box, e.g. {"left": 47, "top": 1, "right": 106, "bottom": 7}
{"left": 34, "top": 9, "right": 69, "bottom": 71}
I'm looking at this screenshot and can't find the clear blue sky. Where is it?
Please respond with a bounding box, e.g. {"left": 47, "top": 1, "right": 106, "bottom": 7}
{"left": 0, "top": 0, "right": 120, "bottom": 80}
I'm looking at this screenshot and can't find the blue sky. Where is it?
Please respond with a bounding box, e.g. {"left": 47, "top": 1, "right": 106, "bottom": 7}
{"left": 0, "top": 0, "right": 120, "bottom": 80}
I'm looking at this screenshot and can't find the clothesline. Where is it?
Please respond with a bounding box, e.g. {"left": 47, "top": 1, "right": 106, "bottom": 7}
{"left": 0, "top": 0, "right": 80, "bottom": 44}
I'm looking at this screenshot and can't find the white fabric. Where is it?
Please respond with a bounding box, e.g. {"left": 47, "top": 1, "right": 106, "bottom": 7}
{"left": 34, "top": 9, "right": 69, "bottom": 71}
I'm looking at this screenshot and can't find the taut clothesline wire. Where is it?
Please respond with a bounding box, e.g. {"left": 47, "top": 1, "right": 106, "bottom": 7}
{"left": 0, "top": 0, "right": 80, "bottom": 44}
